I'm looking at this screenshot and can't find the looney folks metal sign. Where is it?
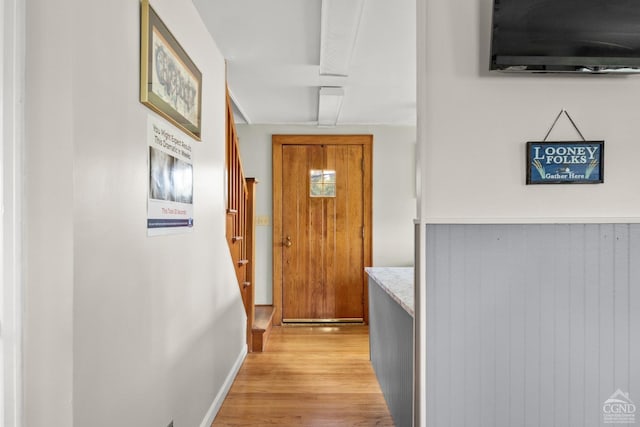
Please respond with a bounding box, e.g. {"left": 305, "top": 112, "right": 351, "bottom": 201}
{"left": 527, "top": 141, "right": 604, "bottom": 184}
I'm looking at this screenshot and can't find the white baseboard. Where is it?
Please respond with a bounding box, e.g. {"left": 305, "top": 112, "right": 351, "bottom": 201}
{"left": 199, "top": 343, "right": 248, "bottom": 427}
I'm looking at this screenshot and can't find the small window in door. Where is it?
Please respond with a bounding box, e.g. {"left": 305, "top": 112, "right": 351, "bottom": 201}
{"left": 309, "top": 169, "right": 336, "bottom": 197}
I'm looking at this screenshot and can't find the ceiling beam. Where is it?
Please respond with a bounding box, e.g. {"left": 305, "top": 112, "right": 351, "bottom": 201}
{"left": 319, "top": 0, "right": 365, "bottom": 77}
{"left": 317, "top": 86, "right": 344, "bottom": 127}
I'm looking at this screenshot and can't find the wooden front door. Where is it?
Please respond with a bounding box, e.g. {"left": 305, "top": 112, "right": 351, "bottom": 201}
{"left": 273, "top": 135, "right": 372, "bottom": 324}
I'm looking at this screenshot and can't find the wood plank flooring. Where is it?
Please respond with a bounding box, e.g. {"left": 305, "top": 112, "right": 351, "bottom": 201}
{"left": 212, "top": 325, "right": 395, "bottom": 426}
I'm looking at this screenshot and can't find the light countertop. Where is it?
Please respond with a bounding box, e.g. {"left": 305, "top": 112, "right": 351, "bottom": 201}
{"left": 365, "top": 267, "right": 414, "bottom": 317}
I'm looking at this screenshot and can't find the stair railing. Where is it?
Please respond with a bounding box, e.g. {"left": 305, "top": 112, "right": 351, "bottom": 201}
{"left": 225, "top": 86, "right": 256, "bottom": 350}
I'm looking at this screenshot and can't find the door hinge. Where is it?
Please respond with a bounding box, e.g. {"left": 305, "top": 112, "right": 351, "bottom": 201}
{"left": 362, "top": 226, "right": 365, "bottom": 239}
{"left": 361, "top": 158, "right": 365, "bottom": 171}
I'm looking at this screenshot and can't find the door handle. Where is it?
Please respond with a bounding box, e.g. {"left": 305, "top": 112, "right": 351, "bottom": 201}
{"left": 285, "top": 236, "right": 292, "bottom": 248}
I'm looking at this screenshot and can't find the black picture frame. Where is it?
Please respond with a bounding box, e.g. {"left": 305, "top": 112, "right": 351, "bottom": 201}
{"left": 526, "top": 141, "right": 604, "bottom": 185}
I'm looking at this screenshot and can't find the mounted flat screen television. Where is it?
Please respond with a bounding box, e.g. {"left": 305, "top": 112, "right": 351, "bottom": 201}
{"left": 490, "top": 0, "right": 640, "bottom": 73}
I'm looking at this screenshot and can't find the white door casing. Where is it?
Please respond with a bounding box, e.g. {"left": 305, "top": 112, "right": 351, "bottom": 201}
{"left": 1, "top": 0, "right": 25, "bottom": 425}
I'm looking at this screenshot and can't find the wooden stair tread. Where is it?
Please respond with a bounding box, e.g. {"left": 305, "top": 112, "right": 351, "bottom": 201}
{"left": 253, "top": 306, "right": 275, "bottom": 331}
{"left": 251, "top": 305, "right": 274, "bottom": 352}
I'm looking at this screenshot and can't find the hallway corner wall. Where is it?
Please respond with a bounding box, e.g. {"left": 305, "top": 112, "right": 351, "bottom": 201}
{"left": 415, "top": 0, "right": 640, "bottom": 425}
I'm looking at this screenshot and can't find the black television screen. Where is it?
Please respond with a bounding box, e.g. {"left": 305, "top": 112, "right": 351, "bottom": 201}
{"left": 490, "top": 0, "right": 640, "bottom": 73}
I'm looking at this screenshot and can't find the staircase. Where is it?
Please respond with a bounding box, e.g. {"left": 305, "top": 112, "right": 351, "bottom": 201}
{"left": 225, "top": 87, "right": 274, "bottom": 352}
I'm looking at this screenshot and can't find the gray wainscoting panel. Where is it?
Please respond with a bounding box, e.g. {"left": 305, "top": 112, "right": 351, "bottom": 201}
{"left": 369, "top": 278, "right": 413, "bottom": 427}
{"left": 425, "top": 224, "right": 640, "bottom": 427}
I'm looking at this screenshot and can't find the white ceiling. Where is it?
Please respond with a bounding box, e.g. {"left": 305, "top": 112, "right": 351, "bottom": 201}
{"left": 192, "top": 0, "right": 416, "bottom": 126}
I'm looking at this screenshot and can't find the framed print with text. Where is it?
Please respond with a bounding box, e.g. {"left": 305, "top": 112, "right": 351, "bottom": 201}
{"left": 140, "top": 0, "right": 202, "bottom": 140}
{"left": 527, "top": 141, "right": 604, "bottom": 184}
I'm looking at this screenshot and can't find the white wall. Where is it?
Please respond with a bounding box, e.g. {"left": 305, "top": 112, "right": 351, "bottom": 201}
{"left": 236, "top": 124, "right": 416, "bottom": 305}
{"left": 2, "top": 0, "right": 25, "bottom": 426}
{"left": 418, "top": 0, "right": 640, "bottom": 223}
{"left": 24, "top": 0, "right": 74, "bottom": 423}
{"left": 414, "top": 0, "right": 640, "bottom": 425}
{"left": 24, "top": 0, "right": 246, "bottom": 426}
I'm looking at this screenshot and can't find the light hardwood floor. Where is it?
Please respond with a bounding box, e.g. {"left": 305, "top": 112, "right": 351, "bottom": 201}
{"left": 212, "top": 325, "right": 395, "bottom": 426}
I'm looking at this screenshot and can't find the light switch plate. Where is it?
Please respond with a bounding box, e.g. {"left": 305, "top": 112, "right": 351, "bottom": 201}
{"left": 256, "top": 215, "right": 270, "bottom": 226}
